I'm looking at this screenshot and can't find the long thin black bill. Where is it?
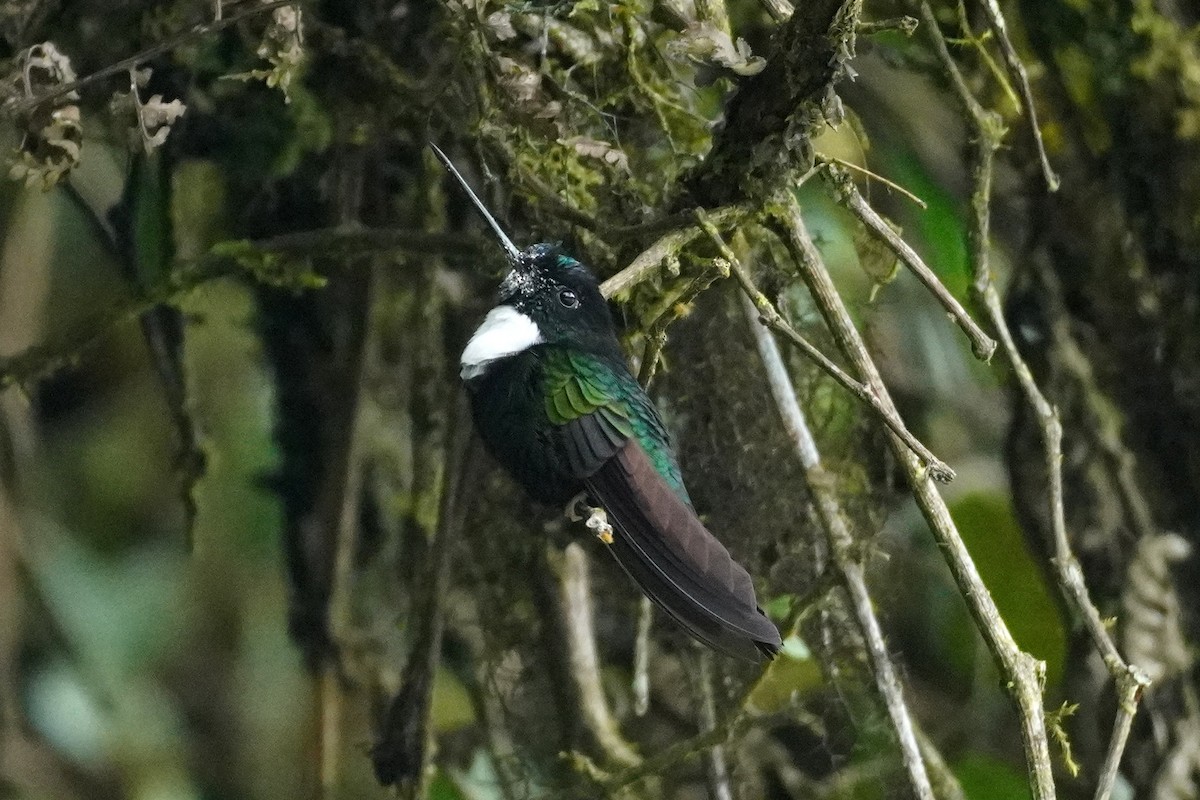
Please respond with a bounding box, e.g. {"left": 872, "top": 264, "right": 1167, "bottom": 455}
{"left": 429, "top": 143, "right": 521, "bottom": 262}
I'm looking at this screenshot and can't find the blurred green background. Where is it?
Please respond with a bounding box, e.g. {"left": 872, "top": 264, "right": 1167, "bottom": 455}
{"left": 5, "top": 0, "right": 1195, "bottom": 798}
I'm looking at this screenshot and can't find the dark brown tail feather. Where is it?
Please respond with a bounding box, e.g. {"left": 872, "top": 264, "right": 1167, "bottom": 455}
{"left": 585, "top": 442, "right": 782, "bottom": 661}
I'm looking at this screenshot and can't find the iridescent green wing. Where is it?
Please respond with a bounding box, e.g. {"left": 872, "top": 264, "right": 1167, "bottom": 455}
{"left": 541, "top": 349, "right": 688, "bottom": 501}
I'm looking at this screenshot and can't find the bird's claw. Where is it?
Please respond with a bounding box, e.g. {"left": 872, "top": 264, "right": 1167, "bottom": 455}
{"left": 563, "top": 493, "right": 614, "bottom": 544}
{"left": 585, "top": 507, "right": 614, "bottom": 545}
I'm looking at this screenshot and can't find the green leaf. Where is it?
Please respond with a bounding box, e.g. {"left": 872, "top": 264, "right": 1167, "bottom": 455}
{"left": 954, "top": 753, "right": 1032, "bottom": 800}
{"left": 950, "top": 492, "right": 1068, "bottom": 688}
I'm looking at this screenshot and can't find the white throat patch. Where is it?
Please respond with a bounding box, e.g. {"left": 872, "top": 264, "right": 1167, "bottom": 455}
{"left": 460, "top": 305, "right": 543, "bottom": 380}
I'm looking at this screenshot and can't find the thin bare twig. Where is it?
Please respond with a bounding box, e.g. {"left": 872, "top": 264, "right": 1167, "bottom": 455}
{"left": 632, "top": 596, "right": 653, "bottom": 717}
{"left": 696, "top": 213, "right": 954, "bottom": 482}
{"left": 697, "top": 653, "right": 734, "bottom": 800}
{"left": 7, "top": 0, "right": 300, "bottom": 116}
{"left": 973, "top": 0, "right": 1060, "bottom": 191}
{"left": 555, "top": 543, "right": 642, "bottom": 769}
{"left": 825, "top": 167, "right": 997, "bottom": 361}
{"left": 768, "top": 193, "right": 1058, "bottom": 800}
{"left": 918, "top": 6, "right": 1150, "bottom": 797}
{"left": 740, "top": 290, "right": 936, "bottom": 800}
{"left": 824, "top": 155, "right": 928, "bottom": 208}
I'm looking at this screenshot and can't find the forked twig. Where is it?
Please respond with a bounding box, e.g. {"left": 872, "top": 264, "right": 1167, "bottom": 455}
{"left": 695, "top": 213, "right": 954, "bottom": 482}
{"left": 741, "top": 290, "right": 937, "bottom": 800}
{"left": 974, "top": 0, "right": 1060, "bottom": 191}
{"left": 919, "top": 6, "right": 1150, "bottom": 797}
{"left": 768, "top": 193, "right": 1058, "bottom": 800}
{"left": 825, "top": 167, "right": 997, "bottom": 361}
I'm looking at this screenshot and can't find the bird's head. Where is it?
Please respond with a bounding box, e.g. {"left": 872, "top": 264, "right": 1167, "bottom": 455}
{"left": 433, "top": 144, "right": 619, "bottom": 361}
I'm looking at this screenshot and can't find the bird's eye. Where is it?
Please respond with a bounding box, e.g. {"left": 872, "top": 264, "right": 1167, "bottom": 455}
{"left": 558, "top": 288, "right": 580, "bottom": 309}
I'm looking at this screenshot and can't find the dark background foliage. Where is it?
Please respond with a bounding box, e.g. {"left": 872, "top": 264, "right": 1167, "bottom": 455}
{"left": 0, "top": 1, "right": 1197, "bottom": 799}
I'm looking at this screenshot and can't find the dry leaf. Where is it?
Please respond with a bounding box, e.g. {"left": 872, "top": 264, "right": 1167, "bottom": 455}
{"left": 668, "top": 22, "right": 766, "bottom": 77}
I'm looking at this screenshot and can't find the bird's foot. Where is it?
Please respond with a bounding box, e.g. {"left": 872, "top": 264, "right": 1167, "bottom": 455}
{"left": 585, "top": 507, "right": 614, "bottom": 545}
{"left": 563, "top": 493, "right": 614, "bottom": 544}
{"left": 564, "top": 492, "right": 590, "bottom": 522}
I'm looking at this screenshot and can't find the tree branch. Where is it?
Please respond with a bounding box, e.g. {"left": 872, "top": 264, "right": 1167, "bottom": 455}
{"left": 740, "top": 290, "right": 937, "bottom": 800}
{"left": 554, "top": 542, "right": 642, "bottom": 769}
{"left": 973, "top": 0, "right": 1059, "bottom": 192}
{"left": 769, "top": 193, "right": 1058, "bottom": 800}
{"left": 917, "top": 6, "right": 1151, "bottom": 797}
{"left": 699, "top": 215, "right": 954, "bottom": 481}
{"left": 826, "top": 167, "right": 997, "bottom": 361}
{"left": 598, "top": 205, "right": 751, "bottom": 299}
{"left": 697, "top": 652, "right": 734, "bottom": 800}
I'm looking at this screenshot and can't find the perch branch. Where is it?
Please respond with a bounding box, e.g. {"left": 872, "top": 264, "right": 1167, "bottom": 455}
{"left": 696, "top": 214, "right": 954, "bottom": 482}
{"left": 825, "top": 167, "right": 997, "bottom": 361}
{"left": 768, "top": 193, "right": 1058, "bottom": 800}
{"left": 598, "top": 205, "right": 751, "bottom": 299}
{"left": 631, "top": 597, "right": 653, "bottom": 717}
{"left": 918, "top": 6, "right": 1151, "bottom": 797}
{"left": 740, "top": 290, "right": 936, "bottom": 800}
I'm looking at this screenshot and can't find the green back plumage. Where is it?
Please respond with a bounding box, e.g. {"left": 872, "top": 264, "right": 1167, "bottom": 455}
{"left": 540, "top": 349, "right": 689, "bottom": 502}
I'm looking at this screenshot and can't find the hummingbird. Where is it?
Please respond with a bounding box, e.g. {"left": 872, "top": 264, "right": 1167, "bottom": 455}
{"left": 434, "top": 144, "right": 782, "bottom": 661}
